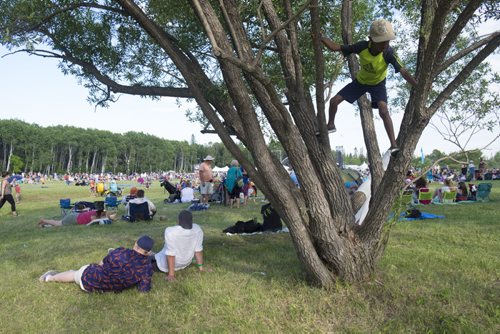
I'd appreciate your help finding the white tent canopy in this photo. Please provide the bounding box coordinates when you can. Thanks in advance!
[212,166,229,172]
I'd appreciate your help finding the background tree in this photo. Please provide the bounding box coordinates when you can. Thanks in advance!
[1,0,498,287]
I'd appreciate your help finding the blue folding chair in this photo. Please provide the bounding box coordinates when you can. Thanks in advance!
[104,196,119,213]
[60,198,72,216]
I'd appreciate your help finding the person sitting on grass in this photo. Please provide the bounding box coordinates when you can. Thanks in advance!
[121,186,138,205]
[39,235,154,293]
[125,189,157,218]
[152,210,210,282]
[180,181,195,203]
[456,181,468,202]
[37,209,116,227]
[433,178,453,203]
[412,176,428,204]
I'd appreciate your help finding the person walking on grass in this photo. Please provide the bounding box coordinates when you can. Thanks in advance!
[0,171,18,216]
[152,210,210,282]
[39,235,154,293]
[319,19,417,157]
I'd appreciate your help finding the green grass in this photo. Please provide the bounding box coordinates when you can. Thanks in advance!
[0,181,498,333]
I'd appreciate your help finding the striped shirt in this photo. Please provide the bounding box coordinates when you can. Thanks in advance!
[81,247,153,293]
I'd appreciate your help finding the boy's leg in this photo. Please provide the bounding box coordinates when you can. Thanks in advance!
[327,94,344,131]
[377,101,398,149]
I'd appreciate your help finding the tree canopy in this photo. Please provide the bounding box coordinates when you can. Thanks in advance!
[0,119,233,174]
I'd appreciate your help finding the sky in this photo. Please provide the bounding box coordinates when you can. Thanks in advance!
[1,23,499,158]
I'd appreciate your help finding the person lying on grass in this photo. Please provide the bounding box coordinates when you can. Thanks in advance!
[151,210,211,282]
[39,235,154,293]
[37,209,117,227]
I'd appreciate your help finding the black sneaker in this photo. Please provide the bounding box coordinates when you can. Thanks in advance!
[389,147,400,157]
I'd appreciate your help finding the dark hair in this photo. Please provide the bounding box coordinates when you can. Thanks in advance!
[137,189,145,198]
[458,181,467,194]
[415,177,427,189]
[1,171,10,178]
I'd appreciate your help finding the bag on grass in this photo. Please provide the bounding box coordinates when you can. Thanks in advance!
[223,218,261,234]
[405,209,422,219]
[261,203,282,231]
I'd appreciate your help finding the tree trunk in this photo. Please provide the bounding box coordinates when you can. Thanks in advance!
[90,150,97,174]
[6,141,13,171]
[66,146,73,173]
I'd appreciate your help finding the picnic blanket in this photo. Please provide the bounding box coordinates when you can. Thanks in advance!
[400,211,445,221]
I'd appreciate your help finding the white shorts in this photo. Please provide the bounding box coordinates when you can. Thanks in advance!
[74,264,90,291]
[200,182,214,195]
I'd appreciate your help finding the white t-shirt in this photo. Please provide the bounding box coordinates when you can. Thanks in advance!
[154,224,204,272]
[180,187,195,203]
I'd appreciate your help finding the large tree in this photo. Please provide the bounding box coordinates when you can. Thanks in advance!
[1,0,498,287]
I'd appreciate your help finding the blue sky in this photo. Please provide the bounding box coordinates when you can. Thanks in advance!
[1,36,499,157]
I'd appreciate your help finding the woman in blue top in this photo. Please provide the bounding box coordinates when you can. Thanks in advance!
[225,160,243,208]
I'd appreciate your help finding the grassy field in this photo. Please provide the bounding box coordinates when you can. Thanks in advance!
[0,180,498,333]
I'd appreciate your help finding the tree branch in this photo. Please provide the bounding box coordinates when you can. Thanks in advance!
[434,31,500,77]
[8,2,128,35]
[9,48,193,98]
[434,0,483,67]
[427,33,500,116]
[253,0,312,66]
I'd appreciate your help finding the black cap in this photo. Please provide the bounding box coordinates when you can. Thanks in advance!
[137,235,154,252]
[178,210,193,229]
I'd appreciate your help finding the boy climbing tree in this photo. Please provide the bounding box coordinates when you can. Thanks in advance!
[320,19,417,156]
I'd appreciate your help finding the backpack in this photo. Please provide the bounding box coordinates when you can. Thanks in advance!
[261,203,282,231]
[405,209,422,219]
[223,218,261,234]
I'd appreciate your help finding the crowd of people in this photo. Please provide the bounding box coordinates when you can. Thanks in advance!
[404,156,496,204]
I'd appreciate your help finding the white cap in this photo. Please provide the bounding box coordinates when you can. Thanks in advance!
[204,155,214,161]
[369,19,396,43]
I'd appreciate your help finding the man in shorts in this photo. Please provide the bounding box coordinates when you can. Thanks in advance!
[320,19,417,156]
[198,155,214,205]
[39,235,154,293]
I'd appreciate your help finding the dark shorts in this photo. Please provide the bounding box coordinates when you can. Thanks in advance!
[230,186,242,199]
[337,79,387,109]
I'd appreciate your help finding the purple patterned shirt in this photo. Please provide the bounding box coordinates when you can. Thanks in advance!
[81,247,153,293]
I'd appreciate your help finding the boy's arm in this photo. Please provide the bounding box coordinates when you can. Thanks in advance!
[320,36,342,52]
[400,68,418,87]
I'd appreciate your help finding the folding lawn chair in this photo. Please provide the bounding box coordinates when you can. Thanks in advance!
[60,198,72,216]
[104,196,119,213]
[418,188,432,205]
[476,183,492,202]
[442,187,457,204]
[127,202,152,222]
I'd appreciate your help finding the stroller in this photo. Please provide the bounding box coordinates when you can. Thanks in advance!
[210,180,226,205]
[160,179,181,203]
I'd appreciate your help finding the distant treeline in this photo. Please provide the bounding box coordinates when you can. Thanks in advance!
[0,119,235,174]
